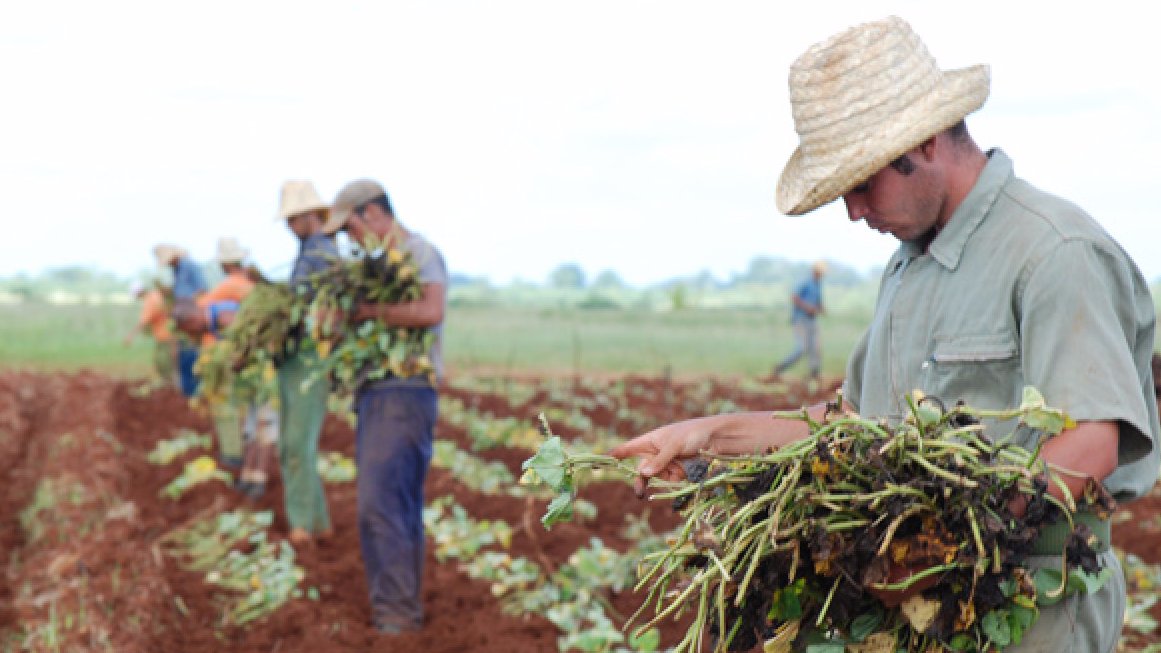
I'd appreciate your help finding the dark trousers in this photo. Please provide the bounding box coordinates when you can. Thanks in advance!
[355,383,437,629]
[178,344,200,398]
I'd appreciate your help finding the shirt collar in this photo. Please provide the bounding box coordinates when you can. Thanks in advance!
[919,148,1014,271]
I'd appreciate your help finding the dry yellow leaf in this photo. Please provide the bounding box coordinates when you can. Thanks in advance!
[900,594,941,632]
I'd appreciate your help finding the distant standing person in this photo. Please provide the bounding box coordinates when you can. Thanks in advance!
[155,244,208,397]
[276,180,337,546]
[322,179,447,635]
[773,260,826,379]
[123,279,177,388]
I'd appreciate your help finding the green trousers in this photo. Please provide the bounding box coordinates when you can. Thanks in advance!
[211,397,244,464]
[152,339,176,387]
[277,352,331,533]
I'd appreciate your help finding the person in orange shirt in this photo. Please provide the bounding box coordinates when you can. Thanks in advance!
[183,237,278,500]
[198,237,255,308]
[124,280,177,387]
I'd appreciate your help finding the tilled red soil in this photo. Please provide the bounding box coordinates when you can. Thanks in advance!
[3,371,1159,652]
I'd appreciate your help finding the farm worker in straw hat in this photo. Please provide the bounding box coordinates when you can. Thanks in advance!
[155,243,207,397]
[772,259,827,381]
[611,16,1158,651]
[194,237,278,500]
[123,278,178,388]
[275,180,338,546]
[322,179,447,635]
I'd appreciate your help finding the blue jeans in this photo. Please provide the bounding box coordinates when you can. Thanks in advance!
[776,319,820,378]
[178,344,201,397]
[355,383,437,629]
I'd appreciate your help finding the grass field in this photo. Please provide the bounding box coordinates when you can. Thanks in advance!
[0,301,871,379]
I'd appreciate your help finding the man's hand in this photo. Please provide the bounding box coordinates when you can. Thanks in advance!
[609,420,715,495]
[351,302,377,323]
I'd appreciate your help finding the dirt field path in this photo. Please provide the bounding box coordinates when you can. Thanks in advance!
[3,371,1160,652]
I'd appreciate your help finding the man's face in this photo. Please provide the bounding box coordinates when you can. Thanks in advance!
[343,210,372,248]
[343,203,392,249]
[841,155,943,243]
[287,211,322,240]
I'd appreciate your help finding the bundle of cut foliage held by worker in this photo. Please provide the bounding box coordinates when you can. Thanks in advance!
[522,387,1115,653]
[306,238,435,399]
[195,279,295,405]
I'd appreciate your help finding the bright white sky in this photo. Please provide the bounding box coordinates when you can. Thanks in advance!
[3,1,1157,285]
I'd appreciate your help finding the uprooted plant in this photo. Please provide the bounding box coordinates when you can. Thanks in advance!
[524,387,1115,652]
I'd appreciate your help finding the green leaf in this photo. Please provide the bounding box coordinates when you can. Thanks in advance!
[1007,603,1036,646]
[848,611,883,642]
[804,643,845,653]
[767,579,805,621]
[981,609,1011,647]
[1018,386,1074,434]
[629,627,661,653]
[542,485,575,529]
[948,633,977,652]
[998,578,1017,598]
[1033,568,1064,606]
[522,437,569,491]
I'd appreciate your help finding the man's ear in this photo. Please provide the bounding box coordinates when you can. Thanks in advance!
[917,135,939,162]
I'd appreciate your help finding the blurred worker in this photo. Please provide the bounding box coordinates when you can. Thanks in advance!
[124,279,177,388]
[155,244,207,397]
[612,16,1157,652]
[276,180,337,546]
[772,260,827,380]
[193,238,278,500]
[322,179,447,635]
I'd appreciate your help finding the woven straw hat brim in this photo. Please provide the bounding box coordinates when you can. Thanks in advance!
[278,201,330,222]
[277,180,331,222]
[777,63,989,216]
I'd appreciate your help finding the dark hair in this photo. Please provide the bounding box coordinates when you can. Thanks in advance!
[360,193,394,217]
[888,154,916,175]
[947,119,970,142]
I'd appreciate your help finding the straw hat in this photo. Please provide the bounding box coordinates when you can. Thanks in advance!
[278,180,330,221]
[322,179,387,235]
[153,244,187,266]
[215,237,249,264]
[775,16,990,215]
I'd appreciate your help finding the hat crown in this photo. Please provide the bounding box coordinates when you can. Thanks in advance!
[278,180,329,220]
[789,16,939,159]
[216,236,248,263]
[775,16,990,215]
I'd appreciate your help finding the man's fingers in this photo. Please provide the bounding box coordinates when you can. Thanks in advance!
[609,436,660,460]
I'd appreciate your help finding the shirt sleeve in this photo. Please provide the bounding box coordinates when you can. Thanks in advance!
[412,238,448,287]
[1018,238,1156,481]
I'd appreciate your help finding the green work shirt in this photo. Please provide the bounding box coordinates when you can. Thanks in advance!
[843,149,1159,502]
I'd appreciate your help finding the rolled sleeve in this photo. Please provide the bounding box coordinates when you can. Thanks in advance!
[1018,239,1156,494]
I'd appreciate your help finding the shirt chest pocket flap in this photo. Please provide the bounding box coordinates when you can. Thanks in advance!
[928,332,1020,402]
[932,332,1018,363]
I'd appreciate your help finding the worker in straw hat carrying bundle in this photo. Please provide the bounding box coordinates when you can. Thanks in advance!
[275,180,338,545]
[193,237,279,500]
[611,16,1158,651]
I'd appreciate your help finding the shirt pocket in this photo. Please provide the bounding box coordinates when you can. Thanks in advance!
[923,332,1021,408]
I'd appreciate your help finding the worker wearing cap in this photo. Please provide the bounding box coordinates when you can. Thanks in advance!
[611,16,1157,651]
[124,279,177,388]
[321,179,447,635]
[773,259,827,380]
[155,244,208,397]
[275,180,337,545]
